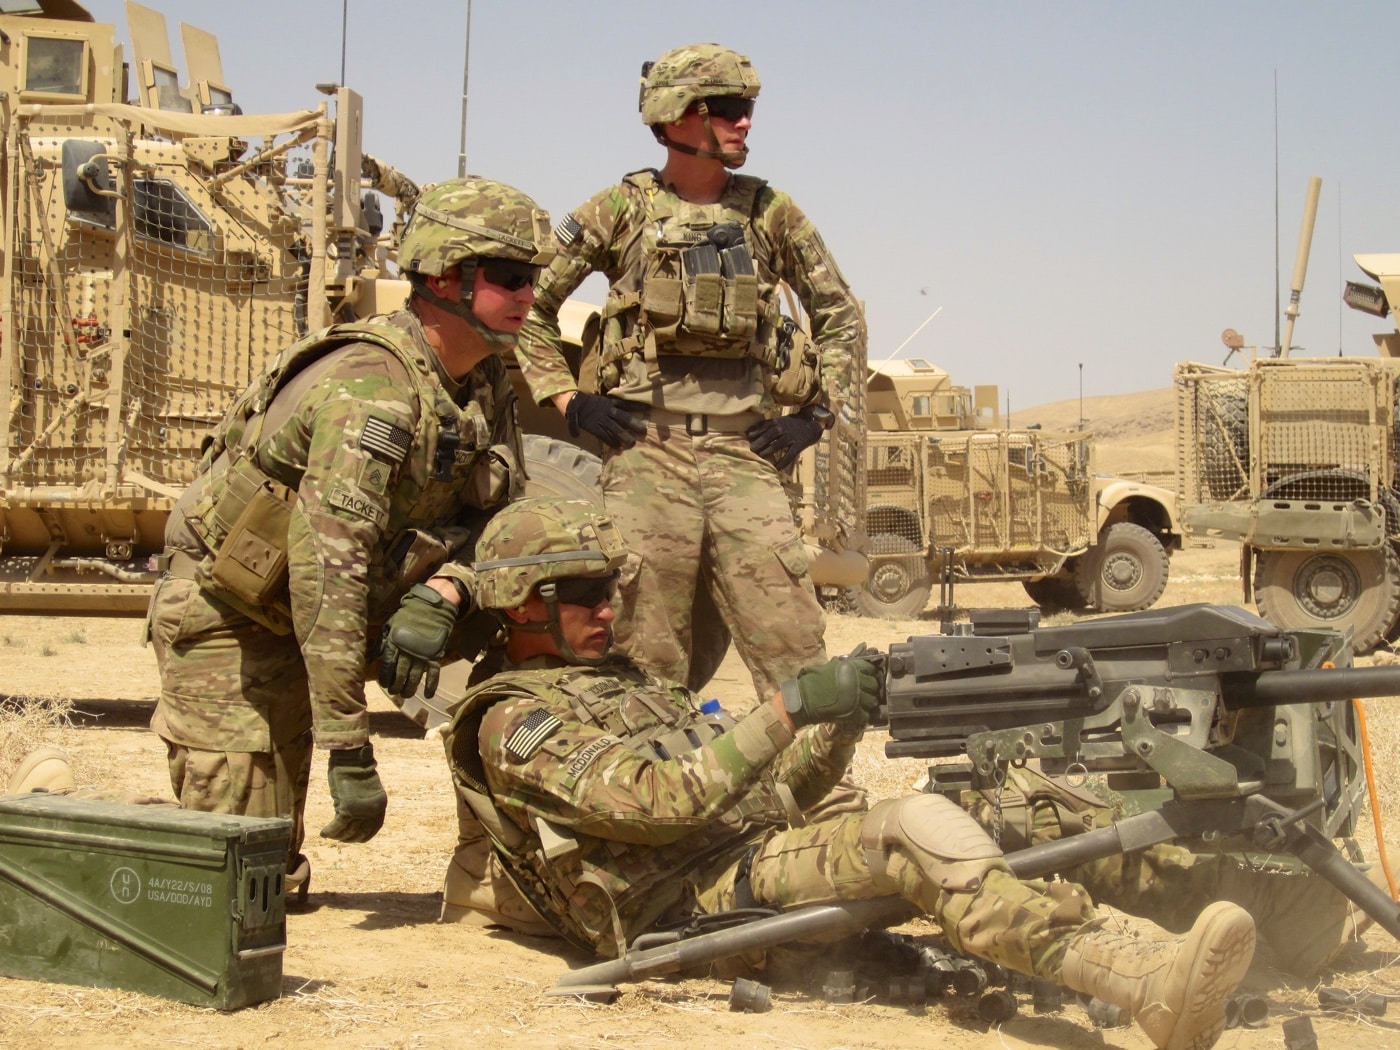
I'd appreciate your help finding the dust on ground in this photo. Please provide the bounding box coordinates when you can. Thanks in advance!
[2,543,1399,1050]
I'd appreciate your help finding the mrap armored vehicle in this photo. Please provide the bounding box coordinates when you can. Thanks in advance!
[857,357,1180,619]
[1177,179,1400,652]
[0,1,869,650]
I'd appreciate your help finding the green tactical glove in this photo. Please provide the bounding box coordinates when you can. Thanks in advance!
[378,583,458,699]
[780,647,882,729]
[320,743,388,843]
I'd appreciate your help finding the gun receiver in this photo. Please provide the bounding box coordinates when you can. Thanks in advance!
[878,602,1400,808]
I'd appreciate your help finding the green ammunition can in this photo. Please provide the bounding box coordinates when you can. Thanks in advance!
[0,792,291,1010]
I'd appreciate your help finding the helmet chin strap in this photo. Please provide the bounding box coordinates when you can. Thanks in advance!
[411,266,519,350]
[513,583,613,666]
[654,102,748,169]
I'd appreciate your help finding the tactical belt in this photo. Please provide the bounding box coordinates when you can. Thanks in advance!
[156,547,203,581]
[629,405,764,436]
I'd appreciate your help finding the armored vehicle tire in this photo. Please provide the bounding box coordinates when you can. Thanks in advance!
[521,434,733,695]
[1022,573,1087,614]
[1074,522,1169,613]
[853,534,931,619]
[1254,546,1400,655]
[1203,389,1250,500]
[396,435,732,728]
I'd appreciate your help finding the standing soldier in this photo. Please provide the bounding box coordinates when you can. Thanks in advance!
[444,497,1257,1050]
[146,177,553,899]
[514,43,867,701]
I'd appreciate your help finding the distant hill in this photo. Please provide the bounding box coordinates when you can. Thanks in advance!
[1009,387,1176,479]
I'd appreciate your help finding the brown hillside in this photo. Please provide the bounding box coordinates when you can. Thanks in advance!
[1009,386,1176,479]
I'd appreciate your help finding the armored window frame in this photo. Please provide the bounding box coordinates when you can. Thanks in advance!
[67,176,215,257]
[19,32,89,102]
[196,81,234,109]
[140,58,193,113]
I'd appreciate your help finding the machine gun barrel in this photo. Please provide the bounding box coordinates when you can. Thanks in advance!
[1224,665,1400,709]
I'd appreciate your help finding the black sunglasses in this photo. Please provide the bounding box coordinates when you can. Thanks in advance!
[701,97,754,123]
[476,258,540,292]
[550,574,619,608]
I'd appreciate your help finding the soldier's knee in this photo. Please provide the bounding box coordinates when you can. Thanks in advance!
[861,794,1007,893]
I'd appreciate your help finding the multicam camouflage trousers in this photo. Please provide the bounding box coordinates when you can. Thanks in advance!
[963,764,1377,975]
[147,576,314,868]
[693,793,1098,979]
[602,423,827,702]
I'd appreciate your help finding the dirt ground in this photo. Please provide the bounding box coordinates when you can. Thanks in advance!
[2,542,1400,1050]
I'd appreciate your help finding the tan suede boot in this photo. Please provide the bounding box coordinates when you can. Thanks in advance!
[6,747,76,794]
[1060,901,1256,1050]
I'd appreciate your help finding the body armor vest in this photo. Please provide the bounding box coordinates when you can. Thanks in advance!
[179,317,520,632]
[446,658,791,950]
[595,170,789,391]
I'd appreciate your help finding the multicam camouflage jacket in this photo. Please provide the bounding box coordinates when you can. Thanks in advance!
[163,309,522,748]
[514,169,866,417]
[445,653,862,953]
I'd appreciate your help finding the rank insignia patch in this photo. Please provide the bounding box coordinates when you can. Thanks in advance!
[359,458,391,495]
[505,708,564,761]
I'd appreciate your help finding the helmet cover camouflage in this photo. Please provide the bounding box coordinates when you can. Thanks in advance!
[470,497,628,611]
[399,176,555,277]
[639,43,761,126]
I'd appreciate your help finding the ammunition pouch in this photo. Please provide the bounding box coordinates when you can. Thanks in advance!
[768,319,820,407]
[203,457,295,612]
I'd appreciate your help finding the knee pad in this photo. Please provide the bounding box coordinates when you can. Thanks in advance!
[861,794,1005,893]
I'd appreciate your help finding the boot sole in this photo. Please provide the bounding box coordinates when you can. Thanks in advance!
[1167,902,1257,1050]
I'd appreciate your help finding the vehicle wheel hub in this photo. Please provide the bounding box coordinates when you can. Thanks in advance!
[870,562,912,603]
[1101,551,1142,591]
[1296,558,1358,618]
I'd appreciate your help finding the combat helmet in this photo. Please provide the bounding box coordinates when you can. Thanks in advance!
[470,497,628,665]
[639,43,760,168]
[398,176,554,348]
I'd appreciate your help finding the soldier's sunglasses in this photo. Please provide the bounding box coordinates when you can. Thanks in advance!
[477,259,540,292]
[700,97,754,123]
[550,573,619,608]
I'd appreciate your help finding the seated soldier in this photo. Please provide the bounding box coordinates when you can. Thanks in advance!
[442,496,1257,1050]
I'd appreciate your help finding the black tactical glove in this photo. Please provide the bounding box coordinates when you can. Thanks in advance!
[378,583,458,699]
[746,406,826,472]
[566,392,647,449]
[780,647,882,729]
[320,743,388,843]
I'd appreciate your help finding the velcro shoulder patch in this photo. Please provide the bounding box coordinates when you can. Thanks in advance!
[553,213,582,248]
[505,708,564,761]
[326,485,389,528]
[359,416,413,465]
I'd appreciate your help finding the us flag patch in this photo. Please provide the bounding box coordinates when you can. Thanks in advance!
[505,708,563,760]
[359,417,412,464]
[553,214,582,247]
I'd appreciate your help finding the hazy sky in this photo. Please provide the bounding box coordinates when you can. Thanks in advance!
[84,0,1400,410]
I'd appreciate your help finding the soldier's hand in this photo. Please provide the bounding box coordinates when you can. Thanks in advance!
[320,743,388,843]
[567,392,647,449]
[780,648,882,728]
[378,583,457,699]
[746,411,824,471]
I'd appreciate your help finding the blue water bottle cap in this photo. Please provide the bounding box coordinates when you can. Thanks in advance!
[700,699,723,715]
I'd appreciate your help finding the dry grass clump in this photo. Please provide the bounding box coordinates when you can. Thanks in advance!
[0,692,87,790]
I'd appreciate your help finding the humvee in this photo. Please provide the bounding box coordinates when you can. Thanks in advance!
[856,358,1180,619]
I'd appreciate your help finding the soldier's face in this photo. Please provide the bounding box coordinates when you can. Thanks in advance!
[516,579,616,661]
[470,263,535,334]
[673,100,751,155]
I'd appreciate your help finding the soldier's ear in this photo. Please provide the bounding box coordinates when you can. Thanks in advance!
[504,605,531,625]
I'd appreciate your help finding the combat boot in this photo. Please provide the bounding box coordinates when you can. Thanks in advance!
[6,747,76,794]
[1217,861,1388,977]
[1060,901,1256,1050]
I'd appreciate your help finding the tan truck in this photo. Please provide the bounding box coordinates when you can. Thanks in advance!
[0,0,870,681]
[855,358,1180,618]
[1177,256,1400,653]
